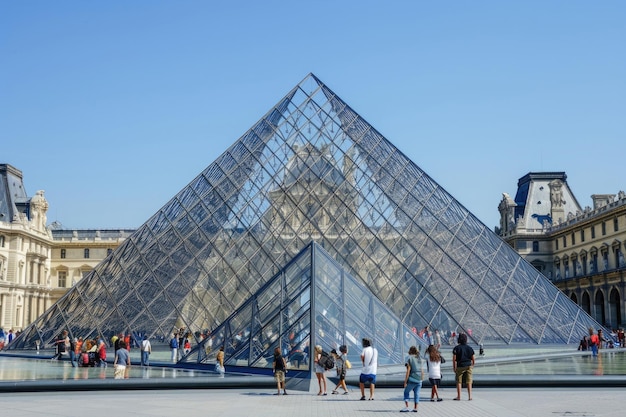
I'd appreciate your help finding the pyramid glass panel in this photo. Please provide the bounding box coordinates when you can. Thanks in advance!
[9,73,607,357]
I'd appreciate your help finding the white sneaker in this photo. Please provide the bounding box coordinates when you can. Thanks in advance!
[400,408,410,412]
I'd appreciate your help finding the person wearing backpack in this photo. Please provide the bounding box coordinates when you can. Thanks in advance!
[401,345,424,412]
[331,346,349,395]
[313,345,328,396]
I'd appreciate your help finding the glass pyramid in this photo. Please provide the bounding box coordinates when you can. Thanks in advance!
[179,242,422,375]
[11,73,603,358]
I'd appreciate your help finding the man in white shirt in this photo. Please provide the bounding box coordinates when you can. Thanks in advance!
[140,335,152,366]
[359,337,378,401]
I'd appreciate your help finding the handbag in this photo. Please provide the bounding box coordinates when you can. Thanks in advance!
[345,359,352,369]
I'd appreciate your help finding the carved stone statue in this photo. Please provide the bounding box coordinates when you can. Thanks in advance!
[29,190,49,232]
[549,180,565,209]
[498,193,516,233]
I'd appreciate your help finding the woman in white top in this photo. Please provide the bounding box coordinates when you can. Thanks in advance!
[426,344,444,402]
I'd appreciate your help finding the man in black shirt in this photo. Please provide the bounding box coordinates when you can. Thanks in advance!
[452,333,475,401]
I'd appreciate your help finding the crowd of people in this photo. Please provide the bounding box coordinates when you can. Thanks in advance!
[0,328,17,349]
[50,330,108,368]
[48,330,154,374]
[578,327,625,353]
[290,332,475,413]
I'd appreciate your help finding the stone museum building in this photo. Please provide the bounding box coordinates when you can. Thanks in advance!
[498,172,626,329]
[0,163,132,333]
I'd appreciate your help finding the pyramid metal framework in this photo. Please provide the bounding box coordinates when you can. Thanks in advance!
[179,242,422,376]
[11,73,603,360]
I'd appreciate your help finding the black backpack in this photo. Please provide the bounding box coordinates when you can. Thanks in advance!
[320,350,335,370]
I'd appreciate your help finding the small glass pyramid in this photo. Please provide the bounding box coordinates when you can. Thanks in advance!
[10,73,603,358]
[179,242,422,372]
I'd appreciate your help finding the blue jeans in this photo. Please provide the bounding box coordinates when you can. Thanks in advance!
[69,351,77,367]
[404,380,422,404]
[142,351,150,366]
[591,344,598,357]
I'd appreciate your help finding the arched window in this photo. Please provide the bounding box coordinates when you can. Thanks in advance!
[609,288,621,328]
[582,291,591,315]
[570,292,578,304]
[594,290,606,326]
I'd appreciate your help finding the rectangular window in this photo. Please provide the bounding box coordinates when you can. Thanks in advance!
[602,222,606,236]
[591,253,598,273]
[532,241,539,252]
[555,239,559,250]
[581,230,585,242]
[591,225,596,239]
[563,236,567,248]
[60,249,66,259]
[84,248,90,259]
[58,271,67,288]
[571,233,576,246]
[614,217,619,232]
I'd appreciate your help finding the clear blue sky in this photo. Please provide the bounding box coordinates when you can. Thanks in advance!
[2,1,624,230]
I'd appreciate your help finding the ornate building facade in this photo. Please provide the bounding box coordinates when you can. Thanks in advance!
[498,172,626,329]
[0,163,132,333]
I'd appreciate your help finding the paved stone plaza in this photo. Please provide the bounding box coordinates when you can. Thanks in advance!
[1,352,625,416]
[2,387,625,417]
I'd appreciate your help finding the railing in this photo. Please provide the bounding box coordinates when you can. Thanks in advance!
[549,195,626,233]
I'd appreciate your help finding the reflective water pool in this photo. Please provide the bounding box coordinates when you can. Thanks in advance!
[1,347,625,384]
